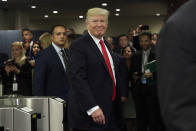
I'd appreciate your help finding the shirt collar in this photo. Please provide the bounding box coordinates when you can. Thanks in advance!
[88,30,104,45]
[143,48,151,55]
[52,42,64,54]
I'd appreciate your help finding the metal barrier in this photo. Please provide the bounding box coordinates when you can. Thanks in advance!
[0,96,66,131]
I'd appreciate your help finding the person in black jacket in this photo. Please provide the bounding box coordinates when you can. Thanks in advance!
[3,41,32,96]
[130,32,163,131]
[68,7,127,131]
[157,0,196,131]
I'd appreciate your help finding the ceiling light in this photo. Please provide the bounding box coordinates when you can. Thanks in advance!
[102,3,107,6]
[44,15,49,18]
[156,13,160,16]
[2,0,7,1]
[79,16,84,19]
[31,6,36,9]
[116,9,120,12]
[115,13,120,16]
[53,11,58,14]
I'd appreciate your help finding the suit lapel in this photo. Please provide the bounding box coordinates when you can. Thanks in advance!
[49,45,66,75]
[85,33,109,72]
[148,49,155,62]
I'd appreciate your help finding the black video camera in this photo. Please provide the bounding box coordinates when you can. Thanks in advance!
[140,25,149,30]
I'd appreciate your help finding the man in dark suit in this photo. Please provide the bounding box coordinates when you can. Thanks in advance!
[22,29,34,57]
[33,25,70,130]
[130,32,163,131]
[68,7,127,131]
[33,24,70,100]
[157,0,196,131]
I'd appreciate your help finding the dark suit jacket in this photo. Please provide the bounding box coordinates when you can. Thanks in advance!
[130,49,156,95]
[2,59,32,96]
[157,0,196,131]
[68,33,127,129]
[33,44,70,101]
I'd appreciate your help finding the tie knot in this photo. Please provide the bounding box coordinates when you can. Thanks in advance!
[99,40,104,45]
[61,49,64,52]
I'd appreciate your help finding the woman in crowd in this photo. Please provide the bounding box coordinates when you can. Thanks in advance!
[151,33,158,46]
[3,41,33,96]
[39,32,51,49]
[29,41,43,67]
[122,45,136,131]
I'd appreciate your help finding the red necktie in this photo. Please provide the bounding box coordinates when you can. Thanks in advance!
[99,40,116,101]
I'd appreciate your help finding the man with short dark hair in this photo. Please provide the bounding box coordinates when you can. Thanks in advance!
[130,32,163,131]
[115,34,129,55]
[33,25,70,130]
[33,24,70,100]
[22,29,33,57]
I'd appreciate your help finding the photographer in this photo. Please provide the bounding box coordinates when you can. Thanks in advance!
[3,41,32,96]
[132,24,150,51]
[130,32,163,131]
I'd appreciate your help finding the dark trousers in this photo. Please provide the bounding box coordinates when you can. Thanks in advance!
[63,106,69,131]
[73,102,122,131]
[133,85,164,131]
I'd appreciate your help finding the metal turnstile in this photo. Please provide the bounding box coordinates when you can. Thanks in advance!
[0,96,66,131]
[0,106,38,131]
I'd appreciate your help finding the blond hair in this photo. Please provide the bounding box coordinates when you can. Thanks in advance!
[11,41,26,66]
[85,7,109,22]
[39,32,52,49]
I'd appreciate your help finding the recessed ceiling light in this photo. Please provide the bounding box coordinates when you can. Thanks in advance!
[53,11,58,14]
[116,9,120,12]
[115,13,120,16]
[31,6,36,9]
[102,3,107,6]
[79,16,84,19]
[2,0,7,1]
[156,13,161,16]
[44,15,49,18]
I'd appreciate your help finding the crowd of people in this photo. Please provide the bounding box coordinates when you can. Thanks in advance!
[0,7,161,131]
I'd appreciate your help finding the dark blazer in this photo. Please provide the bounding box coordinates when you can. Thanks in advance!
[130,49,156,88]
[68,33,126,129]
[157,0,196,130]
[2,59,32,96]
[33,44,70,101]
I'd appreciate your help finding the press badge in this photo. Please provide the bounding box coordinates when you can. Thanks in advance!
[145,69,150,73]
[141,77,147,84]
[13,83,18,91]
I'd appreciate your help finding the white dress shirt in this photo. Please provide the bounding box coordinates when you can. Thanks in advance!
[142,48,151,73]
[52,42,66,71]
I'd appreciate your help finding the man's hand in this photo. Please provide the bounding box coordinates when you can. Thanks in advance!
[12,65,20,74]
[133,72,140,80]
[5,65,12,74]
[121,96,128,102]
[29,60,35,67]
[91,108,105,125]
[143,72,152,78]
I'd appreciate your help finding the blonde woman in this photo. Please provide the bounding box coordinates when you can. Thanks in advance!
[39,32,52,49]
[3,41,32,95]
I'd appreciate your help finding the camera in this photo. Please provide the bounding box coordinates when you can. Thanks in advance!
[4,59,15,66]
[140,25,149,30]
